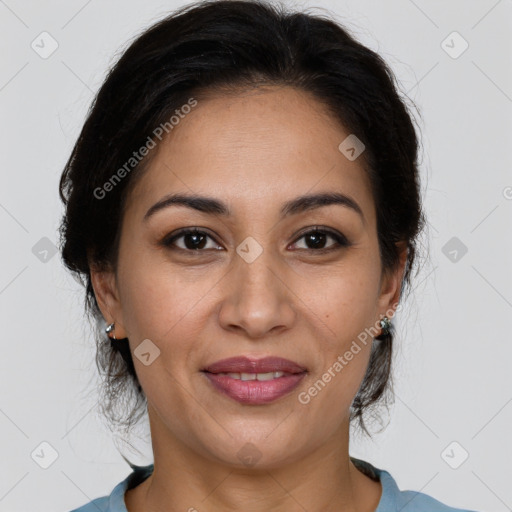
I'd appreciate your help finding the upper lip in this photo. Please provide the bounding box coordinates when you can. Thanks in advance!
[203,356,307,374]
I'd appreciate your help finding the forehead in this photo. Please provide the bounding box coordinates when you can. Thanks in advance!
[127,86,375,225]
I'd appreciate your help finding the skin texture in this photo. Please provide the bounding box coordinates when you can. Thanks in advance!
[91,85,407,512]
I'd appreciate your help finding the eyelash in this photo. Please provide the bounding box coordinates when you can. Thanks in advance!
[161,226,350,254]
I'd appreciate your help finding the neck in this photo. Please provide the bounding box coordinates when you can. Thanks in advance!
[125,405,381,512]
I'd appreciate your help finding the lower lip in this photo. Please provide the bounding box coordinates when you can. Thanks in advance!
[203,372,306,404]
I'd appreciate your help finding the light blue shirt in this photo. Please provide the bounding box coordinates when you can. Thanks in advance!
[69,457,478,512]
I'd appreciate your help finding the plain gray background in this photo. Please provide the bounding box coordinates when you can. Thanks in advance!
[1,0,511,511]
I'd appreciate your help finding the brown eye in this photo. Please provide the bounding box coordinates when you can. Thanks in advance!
[162,229,223,251]
[291,227,350,252]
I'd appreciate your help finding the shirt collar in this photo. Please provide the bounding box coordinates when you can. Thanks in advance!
[108,463,154,512]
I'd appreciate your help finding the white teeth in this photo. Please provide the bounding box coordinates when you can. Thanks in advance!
[256,372,280,381]
[217,371,286,381]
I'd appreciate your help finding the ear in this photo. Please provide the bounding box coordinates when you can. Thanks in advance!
[376,241,408,321]
[89,265,128,339]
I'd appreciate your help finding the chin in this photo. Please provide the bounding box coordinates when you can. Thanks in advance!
[195,430,307,471]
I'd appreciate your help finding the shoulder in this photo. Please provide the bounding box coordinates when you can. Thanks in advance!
[378,468,478,512]
[67,464,154,512]
[69,496,110,512]
[351,457,480,512]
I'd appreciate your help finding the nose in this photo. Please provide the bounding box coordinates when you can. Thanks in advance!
[217,246,297,339]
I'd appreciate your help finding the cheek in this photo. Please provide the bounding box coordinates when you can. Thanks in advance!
[117,260,220,399]
[296,339,372,444]
[295,259,379,400]
[294,262,379,341]
[117,262,213,404]
[118,253,217,341]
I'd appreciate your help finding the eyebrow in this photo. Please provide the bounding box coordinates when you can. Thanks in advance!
[143,191,365,223]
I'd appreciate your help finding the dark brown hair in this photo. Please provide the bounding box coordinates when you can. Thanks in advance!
[59,0,426,437]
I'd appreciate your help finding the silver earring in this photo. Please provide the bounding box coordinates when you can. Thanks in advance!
[379,316,391,336]
[105,322,116,340]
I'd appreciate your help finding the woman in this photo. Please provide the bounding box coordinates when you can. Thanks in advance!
[60,1,478,511]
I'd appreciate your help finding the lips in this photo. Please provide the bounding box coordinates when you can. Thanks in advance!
[202,356,307,375]
[201,356,308,404]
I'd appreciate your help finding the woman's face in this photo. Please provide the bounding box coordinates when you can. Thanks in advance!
[92,86,404,468]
